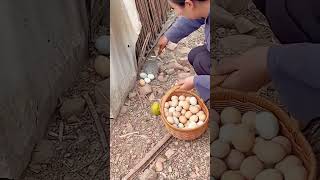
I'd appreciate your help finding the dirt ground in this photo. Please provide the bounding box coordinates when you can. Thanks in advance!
[110,26,210,180]
[20,25,109,180]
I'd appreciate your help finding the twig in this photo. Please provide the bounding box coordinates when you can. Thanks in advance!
[59,121,64,142]
[122,133,172,180]
[119,132,139,138]
[48,131,77,140]
[83,93,108,153]
[71,153,105,173]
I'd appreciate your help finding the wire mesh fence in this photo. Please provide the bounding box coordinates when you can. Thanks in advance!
[135,0,170,64]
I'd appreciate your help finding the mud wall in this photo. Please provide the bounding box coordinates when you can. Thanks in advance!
[0,0,89,178]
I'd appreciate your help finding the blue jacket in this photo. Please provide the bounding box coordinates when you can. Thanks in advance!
[164,15,211,102]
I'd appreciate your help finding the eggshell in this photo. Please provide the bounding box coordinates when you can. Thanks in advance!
[179,116,187,124]
[272,136,292,154]
[147,74,155,80]
[181,109,186,115]
[221,171,245,180]
[171,96,178,101]
[168,107,175,113]
[253,140,286,165]
[275,155,302,174]
[221,107,241,124]
[189,106,200,114]
[226,149,245,170]
[232,125,255,152]
[167,117,174,124]
[185,111,192,119]
[175,106,182,112]
[210,121,219,143]
[189,97,197,105]
[282,165,307,180]
[182,101,190,110]
[256,111,279,140]
[164,102,170,108]
[211,140,230,158]
[219,124,237,143]
[241,111,256,132]
[139,72,147,79]
[179,95,186,101]
[199,114,206,121]
[211,157,227,179]
[189,115,199,123]
[240,156,264,179]
[144,78,151,83]
[255,169,283,180]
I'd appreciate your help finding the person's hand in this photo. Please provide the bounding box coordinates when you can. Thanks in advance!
[157,36,169,55]
[214,46,272,92]
[176,76,195,91]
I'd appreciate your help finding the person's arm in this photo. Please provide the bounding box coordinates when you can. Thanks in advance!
[267,43,320,123]
[164,16,205,43]
[194,75,210,102]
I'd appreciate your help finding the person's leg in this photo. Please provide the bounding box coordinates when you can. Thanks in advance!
[188,45,207,65]
[192,49,211,75]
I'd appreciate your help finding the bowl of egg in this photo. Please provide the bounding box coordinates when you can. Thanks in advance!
[160,85,209,140]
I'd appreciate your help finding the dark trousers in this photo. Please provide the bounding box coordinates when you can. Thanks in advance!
[188,45,211,75]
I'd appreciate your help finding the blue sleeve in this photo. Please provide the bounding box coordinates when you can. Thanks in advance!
[164,16,205,43]
[267,43,320,124]
[194,75,210,102]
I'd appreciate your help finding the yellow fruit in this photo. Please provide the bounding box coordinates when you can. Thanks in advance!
[151,102,161,116]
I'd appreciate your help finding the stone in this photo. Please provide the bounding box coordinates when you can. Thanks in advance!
[139,169,158,180]
[155,161,163,172]
[157,75,167,82]
[120,106,128,114]
[139,84,152,96]
[95,35,109,55]
[235,17,256,34]
[212,4,235,27]
[129,92,137,99]
[165,149,175,159]
[166,62,184,71]
[148,93,155,101]
[94,55,109,78]
[60,97,85,119]
[166,68,175,75]
[143,61,159,76]
[178,73,191,79]
[31,140,54,163]
[219,35,257,52]
[168,166,173,173]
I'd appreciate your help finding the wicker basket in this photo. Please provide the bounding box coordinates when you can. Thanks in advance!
[160,85,209,140]
[213,89,317,180]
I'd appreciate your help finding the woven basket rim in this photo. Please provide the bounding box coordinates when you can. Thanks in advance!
[160,86,209,132]
[213,89,317,180]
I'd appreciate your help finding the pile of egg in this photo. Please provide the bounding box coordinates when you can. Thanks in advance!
[164,95,207,129]
[139,72,155,86]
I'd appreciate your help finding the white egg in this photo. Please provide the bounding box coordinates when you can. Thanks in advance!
[173,111,181,118]
[164,102,170,108]
[189,106,200,114]
[181,109,186,115]
[256,112,279,140]
[188,121,197,129]
[171,96,179,101]
[178,101,185,107]
[147,74,155,80]
[190,115,199,122]
[176,106,182,112]
[139,72,148,79]
[167,117,174,124]
[178,123,184,128]
[189,97,197,105]
[197,121,204,126]
[144,78,151,83]
[169,107,175,113]
[199,114,206,121]
[185,111,193,119]
[170,100,178,107]
[173,117,179,125]
[196,111,205,116]
[179,95,186,101]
